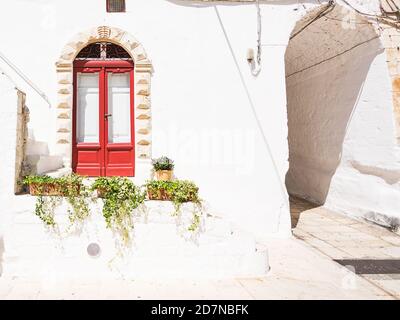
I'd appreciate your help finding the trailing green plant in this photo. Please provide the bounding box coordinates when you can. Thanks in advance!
[170,180,201,209]
[146,180,203,233]
[62,175,91,228]
[24,173,205,250]
[23,175,61,185]
[23,174,90,230]
[33,195,60,227]
[91,177,146,248]
[151,156,174,171]
[188,212,201,232]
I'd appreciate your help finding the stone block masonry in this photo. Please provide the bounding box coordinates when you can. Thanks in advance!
[0,73,29,196]
[55,26,154,170]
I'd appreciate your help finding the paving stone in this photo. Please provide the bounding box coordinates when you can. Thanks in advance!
[3,282,40,299]
[318,225,363,233]
[333,246,393,259]
[364,274,400,280]
[0,279,13,297]
[292,228,312,239]
[237,278,281,299]
[382,246,400,258]
[370,279,400,297]
[349,224,393,237]
[291,197,400,299]
[325,239,389,249]
[311,245,355,260]
[381,236,400,246]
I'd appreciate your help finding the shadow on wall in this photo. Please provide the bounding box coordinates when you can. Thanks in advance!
[284,4,383,205]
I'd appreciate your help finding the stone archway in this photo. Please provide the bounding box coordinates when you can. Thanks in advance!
[284,4,400,228]
[55,26,153,171]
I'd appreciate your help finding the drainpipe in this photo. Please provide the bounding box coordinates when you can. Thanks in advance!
[0,51,51,107]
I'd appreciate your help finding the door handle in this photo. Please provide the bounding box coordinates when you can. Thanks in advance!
[105,114,112,118]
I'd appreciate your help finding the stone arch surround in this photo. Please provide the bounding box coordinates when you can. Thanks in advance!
[55,26,153,171]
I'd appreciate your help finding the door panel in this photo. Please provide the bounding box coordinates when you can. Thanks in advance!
[107,72,131,143]
[73,62,135,177]
[75,146,102,176]
[73,68,103,176]
[76,73,100,143]
[104,69,135,176]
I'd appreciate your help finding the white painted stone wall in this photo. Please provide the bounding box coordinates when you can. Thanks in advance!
[0,197,268,280]
[0,0,300,238]
[0,0,398,243]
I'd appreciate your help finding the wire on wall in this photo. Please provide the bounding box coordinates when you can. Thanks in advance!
[290,0,336,40]
[290,0,400,42]
[249,0,262,76]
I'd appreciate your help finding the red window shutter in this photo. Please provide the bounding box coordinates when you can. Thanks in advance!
[107,0,126,13]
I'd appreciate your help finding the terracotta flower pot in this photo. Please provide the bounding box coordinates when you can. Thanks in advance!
[155,170,173,181]
[147,188,172,201]
[96,188,106,199]
[29,183,80,196]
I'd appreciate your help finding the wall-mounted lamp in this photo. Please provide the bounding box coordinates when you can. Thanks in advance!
[247,48,255,64]
[247,47,261,76]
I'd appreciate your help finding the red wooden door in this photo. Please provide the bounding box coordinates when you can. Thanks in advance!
[72,60,135,177]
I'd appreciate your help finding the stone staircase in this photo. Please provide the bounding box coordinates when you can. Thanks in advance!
[1,197,269,281]
[25,131,63,175]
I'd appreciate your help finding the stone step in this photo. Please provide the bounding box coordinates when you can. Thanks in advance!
[25,154,63,175]
[1,197,269,280]
[25,139,49,156]
[2,247,268,280]
[4,218,256,260]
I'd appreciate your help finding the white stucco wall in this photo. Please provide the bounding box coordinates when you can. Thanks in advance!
[325,52,400,228]
[0,0,398,240]
[0,0,308,238]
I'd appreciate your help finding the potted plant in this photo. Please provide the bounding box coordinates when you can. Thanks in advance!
[146,179,203,233]
[152,156,175,181]
[146,180,199,203]
[146,180,174,201]
[22,174,89,228]
[23,174,82,196]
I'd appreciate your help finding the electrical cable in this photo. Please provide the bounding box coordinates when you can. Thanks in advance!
[291,0,400,41]
[290,1,336,40]
[286,35,380,78]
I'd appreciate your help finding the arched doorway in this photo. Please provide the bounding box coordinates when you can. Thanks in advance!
[73,42,135,176]
[55,26,153,177]
[284,4,393,227]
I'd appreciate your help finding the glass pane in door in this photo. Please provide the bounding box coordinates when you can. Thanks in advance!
[107,72,131,143]
[76,73,100,143]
